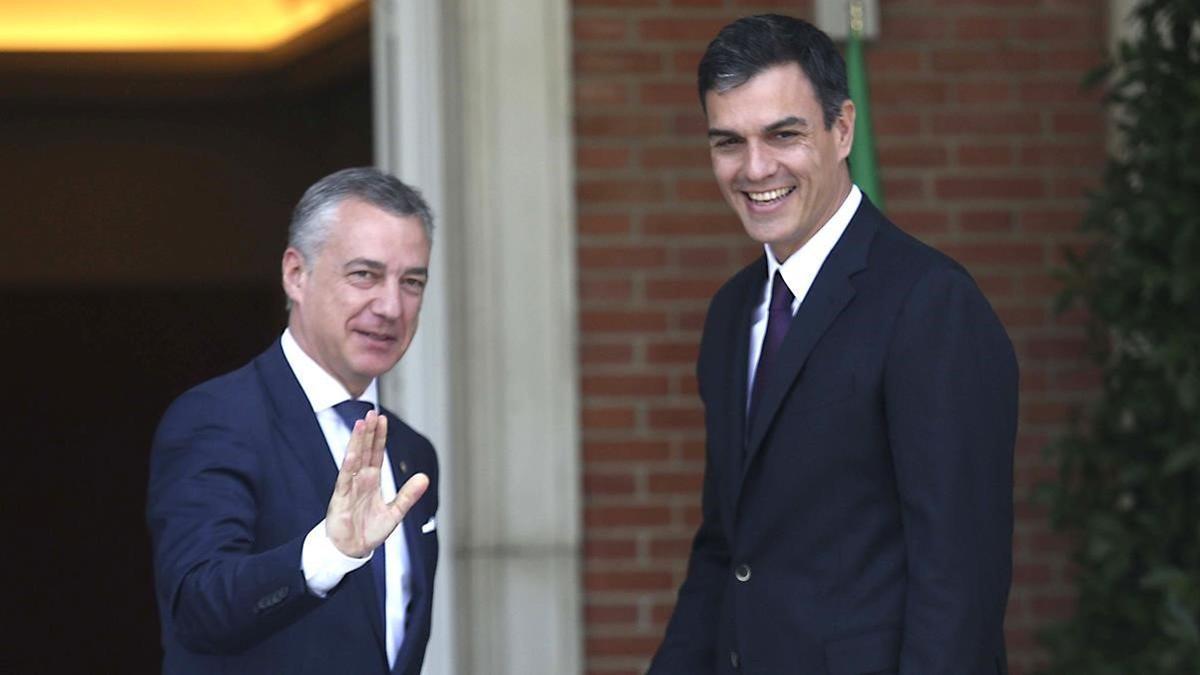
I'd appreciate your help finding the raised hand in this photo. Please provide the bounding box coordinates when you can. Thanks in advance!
[325,410,429,558]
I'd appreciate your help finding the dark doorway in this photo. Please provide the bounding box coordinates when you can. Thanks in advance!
[1,9,372,672]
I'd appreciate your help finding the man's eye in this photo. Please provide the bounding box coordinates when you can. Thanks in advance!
[403,278,427,290]
[349,270,376,281]
[713,137,741,149]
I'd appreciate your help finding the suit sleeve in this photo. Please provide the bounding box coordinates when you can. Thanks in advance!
[146,389,323,654]
[884,265,1018,673]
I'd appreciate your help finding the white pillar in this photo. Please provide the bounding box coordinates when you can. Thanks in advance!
[374,0,581,672]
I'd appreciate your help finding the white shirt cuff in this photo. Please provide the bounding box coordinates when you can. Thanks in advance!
[301,519,372,597]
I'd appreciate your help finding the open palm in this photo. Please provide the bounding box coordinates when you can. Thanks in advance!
[325,411,429,558]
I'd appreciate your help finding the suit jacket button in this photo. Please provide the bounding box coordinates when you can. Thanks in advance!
[734,564,751,582]
[730,650,740,669]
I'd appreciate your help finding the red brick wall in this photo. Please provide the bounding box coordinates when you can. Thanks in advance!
[575,1,1106,673]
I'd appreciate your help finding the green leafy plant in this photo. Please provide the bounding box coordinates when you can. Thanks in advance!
[1040,1,1200,673]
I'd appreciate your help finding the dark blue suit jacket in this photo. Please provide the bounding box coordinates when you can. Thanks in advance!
[147,340,439,674]
[649,197,1017,675]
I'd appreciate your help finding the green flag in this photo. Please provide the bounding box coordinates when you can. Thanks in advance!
[846,1,883,210]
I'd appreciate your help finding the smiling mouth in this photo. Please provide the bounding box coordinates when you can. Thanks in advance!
[355,329,396,344]
[744,186,795,205]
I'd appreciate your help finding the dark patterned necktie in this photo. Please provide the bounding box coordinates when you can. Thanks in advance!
[749,271,795,429]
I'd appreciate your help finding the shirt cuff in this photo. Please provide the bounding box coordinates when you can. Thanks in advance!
[301,519,372,597]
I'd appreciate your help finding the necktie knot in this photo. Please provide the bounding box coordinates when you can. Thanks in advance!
[333,399,375,431]
[769,271,794,313]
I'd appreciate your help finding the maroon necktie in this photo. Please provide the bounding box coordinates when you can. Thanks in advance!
[749,271,795,428]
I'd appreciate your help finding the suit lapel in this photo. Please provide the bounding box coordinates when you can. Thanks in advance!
[385,418,428,675]
[723,260,763,509]
[256,340,387,650]
[256,340,339,499]
[742,200,881,470]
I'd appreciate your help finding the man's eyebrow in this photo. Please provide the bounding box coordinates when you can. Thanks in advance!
[403,267,429,277]
[344,258,385,271]
[764,116,808,133]
[707,116,810,139]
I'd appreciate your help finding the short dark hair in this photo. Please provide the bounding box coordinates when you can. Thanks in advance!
[288,167,434,264]
[697,14,849,129]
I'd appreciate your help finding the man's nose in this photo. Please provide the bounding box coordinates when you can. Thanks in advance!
[744,141,777,183]
[372,280,402,319]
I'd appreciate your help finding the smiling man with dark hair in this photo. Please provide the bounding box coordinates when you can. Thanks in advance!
[649,15,1018,675]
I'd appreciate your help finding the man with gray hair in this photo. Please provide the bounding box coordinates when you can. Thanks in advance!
[148,167,440,674]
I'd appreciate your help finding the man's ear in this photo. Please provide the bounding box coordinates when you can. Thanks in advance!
[835,98,856,162]
[281,248,308,307]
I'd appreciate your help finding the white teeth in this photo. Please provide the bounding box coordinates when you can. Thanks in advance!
[746,187,793,203]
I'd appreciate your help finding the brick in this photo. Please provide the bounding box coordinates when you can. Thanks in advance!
[584,537,638,558]
[581,341,635,365]
[953,81,1015,106]
[586,505,672,527]
[885,15,951,40]
[638,18,729,42]
[865,48,924,75]
[579,278,635,303]
[583,374,671,397]
[579,179,667,204]
[584,440,672,463]
[649,535,694,559]
[643,211,732,236]
[648,406,704,429]
[576,81,630,106]
[581,310,668,332]
[957,143,1014,168]
[576,50,664,75]
[1051,111,1105,136]
[585,570,675,592]
[581,407,637,430]
[931,48,1040,74]
[579,146,633,170]
[648,470,703,493]
[586,603,639,624]
[575,18,629,43]
[641,144,709,169]
[579,213,633,235]
[933,112,1041,135]
[960,209,1014,233]
[586,635,663,657]
[674,179,724,203]
[1019,81,1100,105]
[1021,208,1084,233]
[956,16,1011,40]
[871,80,948,106]
[646,340,698,364]
[579,245,668,269]
[941,241,1044,266]
[577,114,668,138]
[646,278,720,301]
[877,144,948,169]
[1015,16,1097,41]
[639,82,698,107]
[935,177,1045,200]
[874,112,922,136]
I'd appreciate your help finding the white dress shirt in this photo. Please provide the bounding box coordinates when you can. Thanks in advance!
[747,185,862,406]
[282,329,411,667]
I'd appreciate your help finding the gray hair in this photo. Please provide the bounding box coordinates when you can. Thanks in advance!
[288,167,434,264]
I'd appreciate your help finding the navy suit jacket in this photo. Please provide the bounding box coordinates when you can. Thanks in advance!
[649,197,1017,675]
[147,340,439,674]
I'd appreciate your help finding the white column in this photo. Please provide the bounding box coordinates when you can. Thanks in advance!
[374,0,581,673]
[372,1,458,673]
[448,0,581,670]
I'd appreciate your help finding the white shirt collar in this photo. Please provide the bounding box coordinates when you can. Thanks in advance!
[766,185,862,302]
[280,328,379,414]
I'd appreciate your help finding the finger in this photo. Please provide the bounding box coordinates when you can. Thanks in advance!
[340,419,366,491]
[388,472,430,520]
[371,413,389,470]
